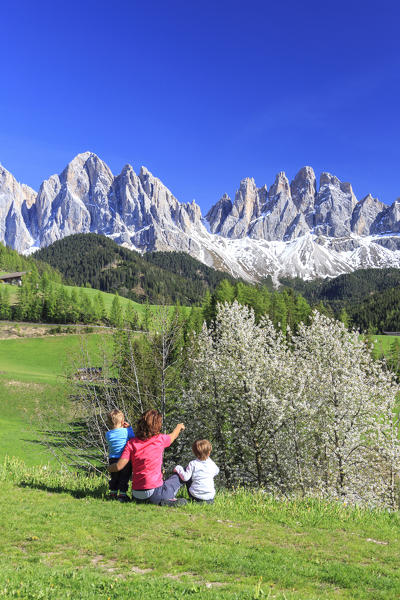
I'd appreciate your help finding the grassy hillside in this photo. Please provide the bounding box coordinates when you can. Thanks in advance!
[34,233,240,305]
[1,333,400,598]
[0,333,109,465]
[60,284,162,316]
[1,459,400,599]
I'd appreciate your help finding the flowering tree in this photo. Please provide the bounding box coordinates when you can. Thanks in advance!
[180,301,293,488]
[181,302,400,508]
[288,313,400,507]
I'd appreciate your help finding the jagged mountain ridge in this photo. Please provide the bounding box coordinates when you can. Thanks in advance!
[1,151,400,282]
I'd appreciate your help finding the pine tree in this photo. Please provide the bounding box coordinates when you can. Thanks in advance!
[141,300,152,331]
[93,292,107,323]
[124,302,139,330]
[214,279,235,304]
[109,293,123,328]
[339,308,350,329]
[0,286,11,320]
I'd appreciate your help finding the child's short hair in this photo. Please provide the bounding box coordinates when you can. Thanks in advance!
[107,409,124,428]
[192,439,212,460]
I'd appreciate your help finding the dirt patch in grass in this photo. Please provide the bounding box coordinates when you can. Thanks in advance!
[131,565,153,574]
[0,324,51,339]
[165,572,194,580]
[89,555,225,588]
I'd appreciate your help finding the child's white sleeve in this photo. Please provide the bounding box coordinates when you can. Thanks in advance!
[174,462,194,481]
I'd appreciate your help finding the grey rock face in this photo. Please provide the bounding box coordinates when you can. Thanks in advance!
[374,236,400,251]
[290,166,316,211]
[0,165,36,251]
[351,194,386,235]
[371,200,400,235]
[249,172,298,240]
[0,152,206,255]
[218,178,262,238]
[205,193,233,234]
[314,173,358,237]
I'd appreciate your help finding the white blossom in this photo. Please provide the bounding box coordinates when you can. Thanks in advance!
[181,304,400,508]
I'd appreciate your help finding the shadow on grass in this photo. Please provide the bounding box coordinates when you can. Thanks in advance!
[26,437,103,463]
[17,479,108,500]
[25,418,107,472]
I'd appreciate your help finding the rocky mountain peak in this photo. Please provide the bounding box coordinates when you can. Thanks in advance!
[269,171,290,196]
[290,166,316,212]
[216,177,260,238]
[314,172,358,237]
[205,194,233,234]
[351,193,385,236]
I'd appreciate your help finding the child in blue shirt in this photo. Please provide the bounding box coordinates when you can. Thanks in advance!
[106,409,135,502]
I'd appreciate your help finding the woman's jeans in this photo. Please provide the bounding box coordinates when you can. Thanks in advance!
[147,474,182,505]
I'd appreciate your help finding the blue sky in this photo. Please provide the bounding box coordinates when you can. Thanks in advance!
[0,0,399,212]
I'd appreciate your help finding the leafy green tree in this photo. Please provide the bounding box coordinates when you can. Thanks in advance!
[215,279,235,304]
[79,291,95,324]
[202,290,216,325]
[42,285,58,322]
[67,288,80,323]
[141,300,152,331]
[109,293,123,328]
[0,286,11,320]
[93,292,107,323]
[124,302,139,330]
[339,308,350,329]
[295,294,311,326]
[271,292,288,334]
[54,287,70,323]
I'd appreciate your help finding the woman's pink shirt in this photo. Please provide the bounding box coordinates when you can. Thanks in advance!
[120,433,171,489]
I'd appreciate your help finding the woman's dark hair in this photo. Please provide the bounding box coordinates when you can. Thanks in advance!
[135,409,162,440]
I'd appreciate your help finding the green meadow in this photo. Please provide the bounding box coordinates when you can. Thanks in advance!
[3,279,183,317]
[0,331,400,599]
[368,334,400,357]
[60,284,160,315]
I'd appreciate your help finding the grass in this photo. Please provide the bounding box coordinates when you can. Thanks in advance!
[1,332,400,598]
[367,334,399,358]
[60,284,160,316]
[0,457,400,599]
[4,279,190,320]
[0,333,111,466]
[0,333,108,383]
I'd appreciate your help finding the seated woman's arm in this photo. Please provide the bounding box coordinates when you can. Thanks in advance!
[108,457,130,473]
[168,423,185,444]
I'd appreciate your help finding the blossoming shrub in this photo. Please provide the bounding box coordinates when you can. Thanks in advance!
[182,302,400,508]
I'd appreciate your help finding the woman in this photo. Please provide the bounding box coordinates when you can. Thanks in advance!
[108,409,186,506]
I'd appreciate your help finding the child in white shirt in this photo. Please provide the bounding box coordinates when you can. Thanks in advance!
[174,439,219,504]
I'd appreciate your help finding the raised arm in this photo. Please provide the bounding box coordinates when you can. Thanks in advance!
[168,423,185,444]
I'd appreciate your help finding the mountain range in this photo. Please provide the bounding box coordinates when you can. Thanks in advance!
[1,151,400,281]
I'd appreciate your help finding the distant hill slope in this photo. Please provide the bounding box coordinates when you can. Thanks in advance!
[281,268,400,305]
[34,233,240,305]
[281,267,400,332]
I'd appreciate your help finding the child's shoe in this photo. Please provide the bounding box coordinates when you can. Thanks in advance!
[107,491,118,501]
[117,493,131,503]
